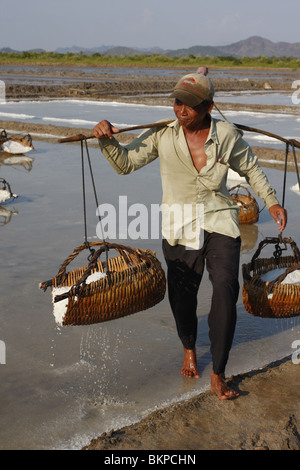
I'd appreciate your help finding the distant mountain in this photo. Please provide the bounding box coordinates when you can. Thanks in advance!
[165,45,225,58]
[54,36,300,57]
[219,36,300,58]
[54,45,165,56]
[1,36,300,57]
[165,36,300,58]
[55,45,115,54]
[0,47,18,53]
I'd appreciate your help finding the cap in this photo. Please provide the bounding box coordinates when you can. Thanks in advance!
[170,73,214,107]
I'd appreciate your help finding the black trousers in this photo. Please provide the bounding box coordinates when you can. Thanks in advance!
[162,232,241,375]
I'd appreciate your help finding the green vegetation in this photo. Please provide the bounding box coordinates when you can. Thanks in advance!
[0,50,300,69]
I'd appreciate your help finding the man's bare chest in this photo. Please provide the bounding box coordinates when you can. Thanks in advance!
[185,132,209,173]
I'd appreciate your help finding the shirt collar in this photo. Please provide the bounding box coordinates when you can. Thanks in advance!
[206,117,219,145]
[170,117,219,145]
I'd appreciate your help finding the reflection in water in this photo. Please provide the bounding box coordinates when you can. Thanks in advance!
[240,223,259,253]
[0,154,34,172]
[0,154,33,226]
[0,204,18,226]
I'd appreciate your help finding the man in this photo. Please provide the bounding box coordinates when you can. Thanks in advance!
[93,73,287,400]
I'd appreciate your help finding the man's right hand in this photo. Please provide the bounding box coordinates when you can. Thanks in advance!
[93,120,120,139]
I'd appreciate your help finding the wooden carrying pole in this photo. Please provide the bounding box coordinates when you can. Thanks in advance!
[57,121,174,143]
[58,120,300,150]
[232,123,300,150]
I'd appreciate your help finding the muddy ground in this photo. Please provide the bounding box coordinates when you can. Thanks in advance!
[1,64,298,110]
[83,357,300,451]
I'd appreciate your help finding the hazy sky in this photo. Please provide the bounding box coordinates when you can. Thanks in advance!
[1,0,300,51]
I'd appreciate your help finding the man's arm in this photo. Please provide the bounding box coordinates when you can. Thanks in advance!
[228,130,287,232]
[93,120,159,175]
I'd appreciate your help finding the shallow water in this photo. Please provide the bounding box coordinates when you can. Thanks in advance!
[0,98,299,150]
[0,135,300,449]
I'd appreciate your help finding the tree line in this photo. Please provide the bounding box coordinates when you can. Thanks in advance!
[0,50,299,68]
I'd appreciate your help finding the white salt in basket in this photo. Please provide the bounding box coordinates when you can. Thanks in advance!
[242,236,300,318]
[40,241,166,326]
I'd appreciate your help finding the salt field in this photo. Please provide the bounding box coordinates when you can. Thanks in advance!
[0,96,299,150]
[0,80,300,449]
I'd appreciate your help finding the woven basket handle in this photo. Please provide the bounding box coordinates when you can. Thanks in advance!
[40,241,154,290]
[229,184,251,197]
[249,236,300,271]
[229,184,252,207]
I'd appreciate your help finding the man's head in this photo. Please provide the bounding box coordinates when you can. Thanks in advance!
[170,73,214,108]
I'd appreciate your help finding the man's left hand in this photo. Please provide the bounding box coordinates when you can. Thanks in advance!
[269,204,287,232]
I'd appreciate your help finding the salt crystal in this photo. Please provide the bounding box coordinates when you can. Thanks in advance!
[51,286,71,326]
[0,190,11,203]
[281,270,300,285]
[51,271,106,325]
[85,271,106,284]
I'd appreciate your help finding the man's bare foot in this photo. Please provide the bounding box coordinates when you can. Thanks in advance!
[181,348,200,378]
[210,371,239,400]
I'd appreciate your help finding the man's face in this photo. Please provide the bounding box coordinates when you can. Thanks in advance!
[173,99,213,130]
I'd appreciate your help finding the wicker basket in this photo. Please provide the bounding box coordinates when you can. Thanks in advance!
[40,241,166,326]
[242,236,300,318]
[229,185,259,224]
[0,130,8,145]
[2,134,34,155]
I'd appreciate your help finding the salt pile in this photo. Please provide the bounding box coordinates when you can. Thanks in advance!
[51,271,106,325]
[2,140,33,154]
[281,270,300,285]
[260,268,300,300]
[0,189,12,203]
[290,183,300,195]
[51,286,72,326]
[85,271,106,284]
[260,268,300,285]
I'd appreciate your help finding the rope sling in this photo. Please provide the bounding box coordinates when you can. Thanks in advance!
[40,138,166,326]
[242,141,300,318]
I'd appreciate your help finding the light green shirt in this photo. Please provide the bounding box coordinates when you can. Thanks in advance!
[98,117,279,249]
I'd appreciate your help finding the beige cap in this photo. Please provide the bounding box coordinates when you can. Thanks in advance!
[170,73,214,107]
